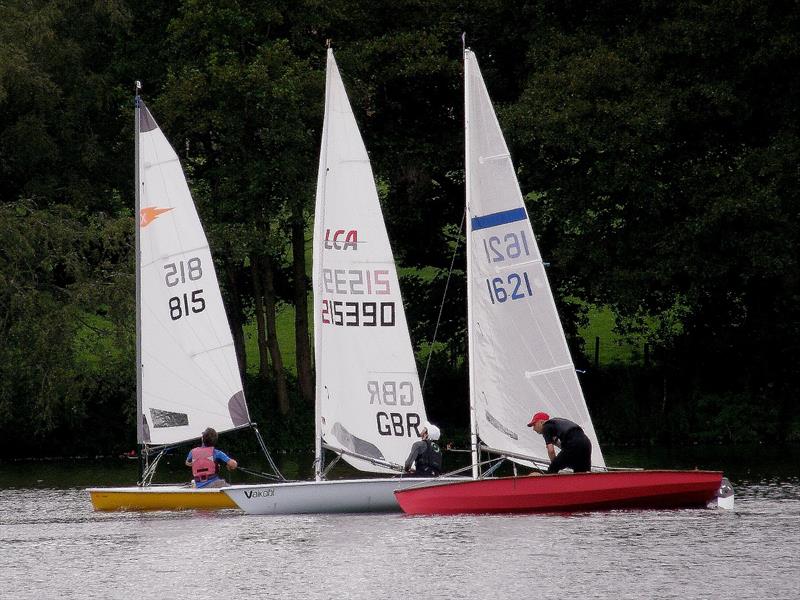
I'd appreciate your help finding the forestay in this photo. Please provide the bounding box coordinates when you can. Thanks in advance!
[313,49,428,473]
[464,50,605,468]
[136,100,249,446]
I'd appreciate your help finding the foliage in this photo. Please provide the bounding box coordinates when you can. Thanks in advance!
[1,0,799,456]
[0,202,133,456]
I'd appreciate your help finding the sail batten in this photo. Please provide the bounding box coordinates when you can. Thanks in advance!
[140,247,212,268]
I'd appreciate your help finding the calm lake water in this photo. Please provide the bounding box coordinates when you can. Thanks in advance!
[1,446,798,600]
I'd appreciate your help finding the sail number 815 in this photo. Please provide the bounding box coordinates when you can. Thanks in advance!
[169,290,206,320]
[164,258,203,287]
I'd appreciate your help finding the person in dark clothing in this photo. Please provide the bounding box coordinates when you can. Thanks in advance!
[527,412,592,474]
[404,423,443,477]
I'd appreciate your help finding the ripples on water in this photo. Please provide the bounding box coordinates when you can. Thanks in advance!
[1,455,798,600]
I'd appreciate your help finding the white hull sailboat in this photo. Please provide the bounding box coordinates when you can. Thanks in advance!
[395,48,731,515]
[224,49,448,514]
[225,477,432,515]
[88,87,280,511]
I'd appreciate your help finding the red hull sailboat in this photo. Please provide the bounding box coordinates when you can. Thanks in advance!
[393,48,732,516]
[395,470,724,515]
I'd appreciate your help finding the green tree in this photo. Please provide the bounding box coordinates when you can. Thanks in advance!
[158,1,323,414]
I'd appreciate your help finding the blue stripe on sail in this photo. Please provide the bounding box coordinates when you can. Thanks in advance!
[471,208,527,231]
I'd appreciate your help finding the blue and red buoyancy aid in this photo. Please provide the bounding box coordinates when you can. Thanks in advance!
[191,446,217,482]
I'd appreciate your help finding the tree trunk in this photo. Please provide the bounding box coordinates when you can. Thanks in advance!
[260,254,290,415]
[223,262,247,377]
[292,207,314,405]
[251,255,270,379]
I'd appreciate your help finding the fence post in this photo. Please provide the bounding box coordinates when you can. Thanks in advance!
[594,336,600,368]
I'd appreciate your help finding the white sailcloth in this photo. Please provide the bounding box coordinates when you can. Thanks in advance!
[137,100,249,446]
[464,50,605,468]
[313,49,428,473]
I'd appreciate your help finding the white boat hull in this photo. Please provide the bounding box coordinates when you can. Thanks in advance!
[224,478,440,515]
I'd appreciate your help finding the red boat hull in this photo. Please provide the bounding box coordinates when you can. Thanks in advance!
[394,470,723,515]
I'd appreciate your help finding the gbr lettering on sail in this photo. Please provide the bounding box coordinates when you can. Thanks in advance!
[321,226,421,439]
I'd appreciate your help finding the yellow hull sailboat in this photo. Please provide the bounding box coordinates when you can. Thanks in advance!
[86,86,282,511]
[88,486,237,511]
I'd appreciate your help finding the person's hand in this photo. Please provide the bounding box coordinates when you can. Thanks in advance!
[228,458,238,470]
[529,471,543,477]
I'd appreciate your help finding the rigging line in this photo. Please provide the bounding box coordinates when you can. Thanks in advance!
[251,425,285,481]
[421,209,466,393]
[236,466,285,481]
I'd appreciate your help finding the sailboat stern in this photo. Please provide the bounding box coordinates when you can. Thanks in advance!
[710,476,735,510]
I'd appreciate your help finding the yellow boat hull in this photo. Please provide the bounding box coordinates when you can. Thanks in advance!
[87,486,238,511]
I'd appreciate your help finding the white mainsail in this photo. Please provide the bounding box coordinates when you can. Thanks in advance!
[313,49,428,474]
[136,99,249,446]
[464,49,605,468]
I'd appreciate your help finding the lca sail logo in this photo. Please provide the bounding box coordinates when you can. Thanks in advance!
[324,228,359,250]
[140,206,174,228]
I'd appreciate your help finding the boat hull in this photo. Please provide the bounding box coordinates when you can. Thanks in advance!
[394,470,724,515]
[224,478,445,515]
[87,486,237,511]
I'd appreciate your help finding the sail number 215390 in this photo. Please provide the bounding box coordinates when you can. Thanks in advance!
[163,258,206,321]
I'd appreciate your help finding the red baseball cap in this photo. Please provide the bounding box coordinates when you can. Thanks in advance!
[527,412,550,427]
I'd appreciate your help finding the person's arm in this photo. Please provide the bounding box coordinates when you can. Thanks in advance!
[214,449,238,470]
[404,443,421,471]
[185,450,193,467]
[541,424,557,462]
[546,443,556,462]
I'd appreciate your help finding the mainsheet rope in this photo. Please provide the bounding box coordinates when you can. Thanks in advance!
[421,209,465,393]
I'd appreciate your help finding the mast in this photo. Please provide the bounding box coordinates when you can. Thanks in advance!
[313,48,333,481]
[134,81,144,480]
[134,83,143,443]
[464,48,480,479]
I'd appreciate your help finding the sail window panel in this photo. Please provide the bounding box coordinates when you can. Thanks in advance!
[150,408,189,428]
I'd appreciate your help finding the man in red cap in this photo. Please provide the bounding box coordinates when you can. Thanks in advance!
[527,412,592,474]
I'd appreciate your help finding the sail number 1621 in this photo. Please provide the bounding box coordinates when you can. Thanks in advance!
[483,231,530,264]
[486,272,533,304]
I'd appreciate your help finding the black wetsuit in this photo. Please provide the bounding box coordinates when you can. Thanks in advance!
[542,418,592,473]
[404,440,442,476]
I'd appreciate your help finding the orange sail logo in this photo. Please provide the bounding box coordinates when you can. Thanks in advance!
[140,206,174,227]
